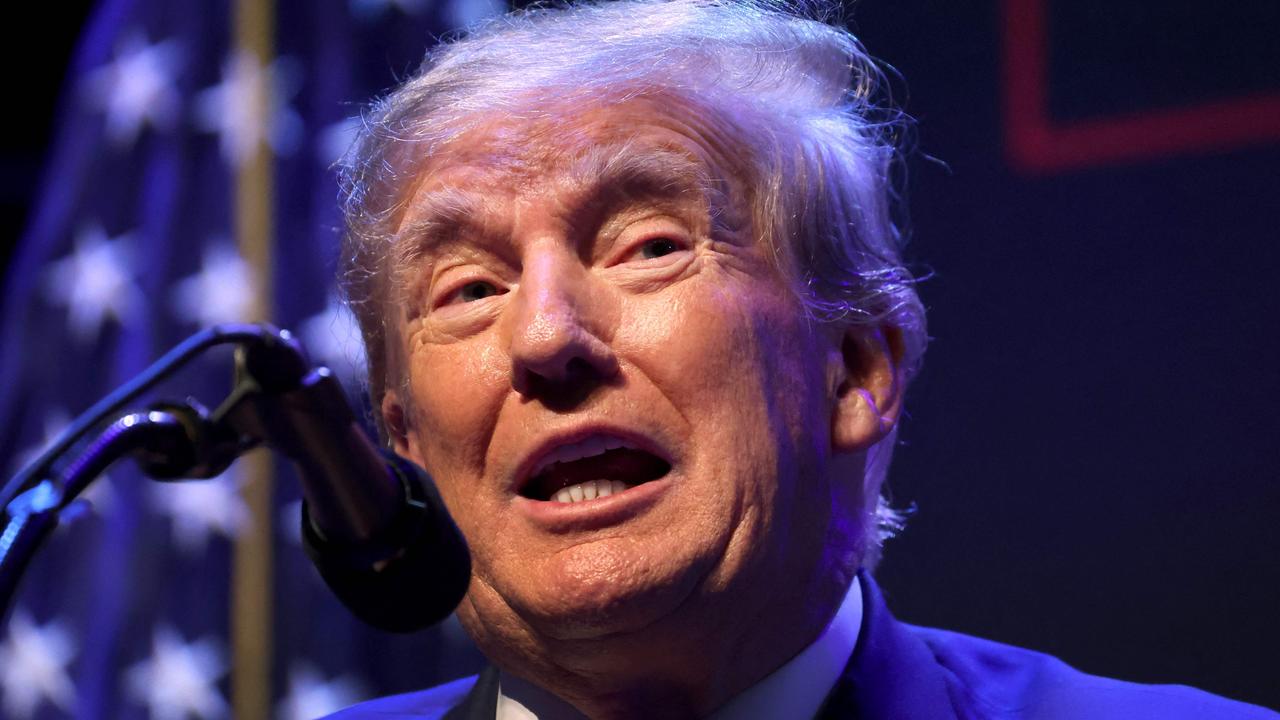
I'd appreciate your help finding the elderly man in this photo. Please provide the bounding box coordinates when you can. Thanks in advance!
[328,1,1275,718]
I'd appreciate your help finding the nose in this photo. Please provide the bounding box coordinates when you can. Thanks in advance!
[508,247,619,402]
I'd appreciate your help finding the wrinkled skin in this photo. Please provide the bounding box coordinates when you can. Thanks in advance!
[382,97,903,719]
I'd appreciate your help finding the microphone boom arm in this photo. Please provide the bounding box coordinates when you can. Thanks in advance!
[1,324,470,632]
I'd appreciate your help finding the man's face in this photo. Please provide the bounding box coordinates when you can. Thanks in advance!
[385,98,878,682]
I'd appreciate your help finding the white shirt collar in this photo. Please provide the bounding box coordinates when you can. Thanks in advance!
[495,578,863,720]
[707,577,863,720]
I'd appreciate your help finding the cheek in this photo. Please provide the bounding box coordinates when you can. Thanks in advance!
[406,338,509,513]
[617,281,760,435]
[413,337,508,433]
[619,273,825,510]
[632,272,821,442]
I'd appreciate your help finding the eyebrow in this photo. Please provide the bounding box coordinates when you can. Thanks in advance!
[572,142,748,242]
[572,143,712,210]
[395,187,491,265]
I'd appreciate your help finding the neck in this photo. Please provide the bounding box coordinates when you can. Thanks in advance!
[493,553,854,719]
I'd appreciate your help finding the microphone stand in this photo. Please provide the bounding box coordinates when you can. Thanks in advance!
[0,325,287,621]
[0,322,469,632]
[0,407,238,619]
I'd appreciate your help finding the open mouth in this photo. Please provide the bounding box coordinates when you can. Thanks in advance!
[519,438,672,503]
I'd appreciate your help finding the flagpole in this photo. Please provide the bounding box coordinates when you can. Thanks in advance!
[231,0,276,716]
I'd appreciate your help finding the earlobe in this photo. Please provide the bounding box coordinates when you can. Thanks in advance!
[830,325,905,454]
[381,391,423,464]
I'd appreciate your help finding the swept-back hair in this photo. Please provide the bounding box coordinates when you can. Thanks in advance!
[338,0,926,567]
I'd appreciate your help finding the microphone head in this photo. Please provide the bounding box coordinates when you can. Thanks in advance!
[301,454,471,633]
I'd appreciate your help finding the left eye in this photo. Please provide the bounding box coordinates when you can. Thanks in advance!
[636,238,682,260]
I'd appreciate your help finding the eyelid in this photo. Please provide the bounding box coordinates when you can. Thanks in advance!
[611,218,694,265]
[431,275,506,310]
[634,236,687,260]
[423,243,512,307]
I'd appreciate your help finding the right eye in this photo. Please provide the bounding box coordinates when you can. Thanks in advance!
[440,280,504,307]
[459,281,499,302]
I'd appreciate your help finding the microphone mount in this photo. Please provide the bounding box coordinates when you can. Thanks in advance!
[1,323,470,632]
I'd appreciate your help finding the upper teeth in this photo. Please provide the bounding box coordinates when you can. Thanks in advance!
[530,435,634,479]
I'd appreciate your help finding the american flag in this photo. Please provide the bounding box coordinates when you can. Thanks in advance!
[0,0,501,717]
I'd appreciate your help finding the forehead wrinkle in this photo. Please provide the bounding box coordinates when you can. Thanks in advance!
[553,142,718,232]
[393,121,739,286]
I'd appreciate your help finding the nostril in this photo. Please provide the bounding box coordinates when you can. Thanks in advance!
[510,321,620,401]
[515,355,615,409]
[519,357,596,395]
[563,357,596,383]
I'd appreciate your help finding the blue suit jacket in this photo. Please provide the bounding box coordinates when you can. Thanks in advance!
[328,574,1279,719]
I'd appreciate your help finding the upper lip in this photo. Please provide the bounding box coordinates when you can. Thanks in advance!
[512,424,673,497]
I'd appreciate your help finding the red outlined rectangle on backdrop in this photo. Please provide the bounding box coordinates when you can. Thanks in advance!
[1001,0,1280,173]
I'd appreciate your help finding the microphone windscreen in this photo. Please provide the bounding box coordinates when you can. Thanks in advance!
[301,453,471,633]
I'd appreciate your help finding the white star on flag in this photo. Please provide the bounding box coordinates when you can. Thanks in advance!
[125,626,227,720]
[349,0,430,21]
[0,611,77,719]
[277,663,367,720]
[318,116,363,165]
[149,468,250,554]
[301,293,368,388]
[170,243,258,327]
[44,224,142,344]
[195,50,303,166]
[81,32,182,147]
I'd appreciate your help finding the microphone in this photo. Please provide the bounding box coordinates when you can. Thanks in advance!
[300,442,472,634]
[222,330,471,633]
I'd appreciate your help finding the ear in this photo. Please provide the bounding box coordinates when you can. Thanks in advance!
[830,325,906,454]
[381,390,426,466]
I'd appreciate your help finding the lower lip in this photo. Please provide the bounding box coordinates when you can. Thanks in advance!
[514,476,673,532]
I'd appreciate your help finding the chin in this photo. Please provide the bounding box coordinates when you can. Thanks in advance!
[540,540,716,635]
[485,538,718,644]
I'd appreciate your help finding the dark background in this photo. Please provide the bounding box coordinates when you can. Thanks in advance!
[4,0,1277,711]
[853,0,1280,710]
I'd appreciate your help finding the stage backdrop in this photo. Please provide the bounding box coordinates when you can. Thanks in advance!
[856,0,1280,712]
[0,1,495,718]
[0,0,1277,718]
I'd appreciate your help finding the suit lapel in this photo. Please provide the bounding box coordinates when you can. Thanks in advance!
[444,665,500,720]
[817,573,959,720]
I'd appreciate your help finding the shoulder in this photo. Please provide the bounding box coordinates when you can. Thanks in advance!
[906,625,1279,720]
[321,675,478,720]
